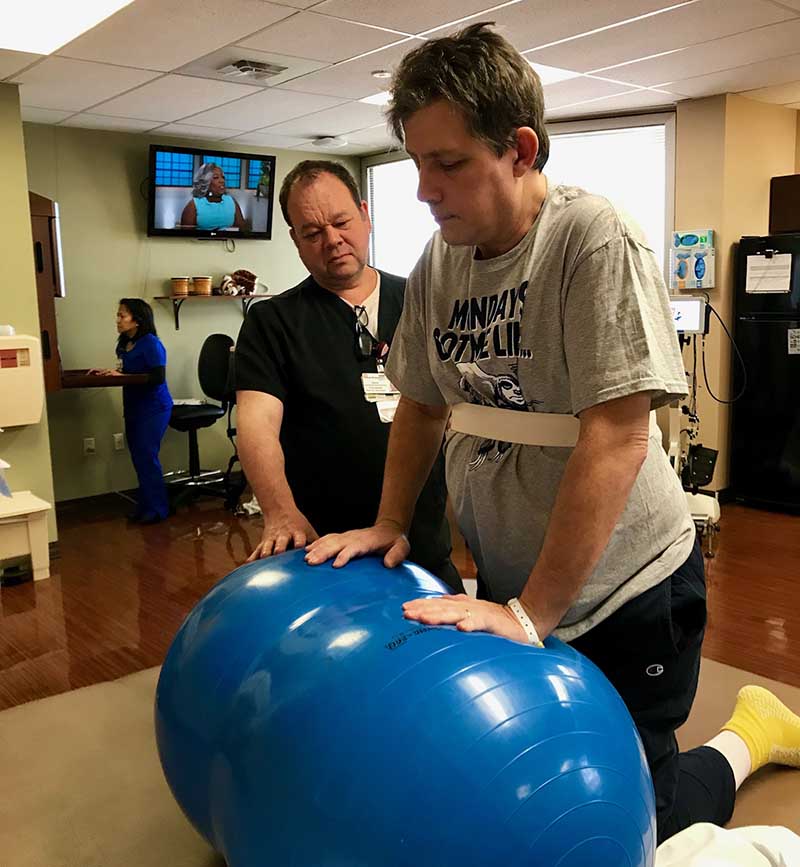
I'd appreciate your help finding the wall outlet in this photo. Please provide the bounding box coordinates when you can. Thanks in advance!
[83,437,96,456]
[113,432,125,451]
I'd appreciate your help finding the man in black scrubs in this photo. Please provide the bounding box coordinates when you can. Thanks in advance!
[235,160,461,588]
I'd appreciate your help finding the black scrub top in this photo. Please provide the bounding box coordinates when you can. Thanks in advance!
[235,271,454,577]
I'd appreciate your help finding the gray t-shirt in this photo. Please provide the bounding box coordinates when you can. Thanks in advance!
[386,184,695,641]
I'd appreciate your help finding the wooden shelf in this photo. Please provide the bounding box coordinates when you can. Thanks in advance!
[152,294,268,330]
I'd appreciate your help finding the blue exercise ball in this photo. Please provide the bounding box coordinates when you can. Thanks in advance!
[156,550,656,867]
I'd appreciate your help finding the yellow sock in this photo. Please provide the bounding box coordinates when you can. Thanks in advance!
[722,685,800,773]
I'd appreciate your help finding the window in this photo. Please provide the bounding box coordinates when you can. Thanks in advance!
[363,114,674,277]
[246,159,271,190]
[545,116,672,272]
[203,154,242,189]
[154,150,193,187]
[365,157,437,278]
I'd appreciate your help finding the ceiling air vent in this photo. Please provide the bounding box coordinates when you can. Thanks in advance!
[311,136,348,149]
[218,59,288,82]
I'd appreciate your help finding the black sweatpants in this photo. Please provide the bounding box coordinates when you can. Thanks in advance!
[477,541,736,842]
[570,540,736,843]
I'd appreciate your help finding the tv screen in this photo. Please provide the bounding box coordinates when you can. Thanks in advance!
[147,144,276,239]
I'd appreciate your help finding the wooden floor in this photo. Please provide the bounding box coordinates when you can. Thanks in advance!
[0,496,798,710]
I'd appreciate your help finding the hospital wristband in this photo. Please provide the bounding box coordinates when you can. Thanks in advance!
[506,598,544,647]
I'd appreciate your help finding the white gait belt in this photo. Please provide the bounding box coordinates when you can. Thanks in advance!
[449,402,660,448]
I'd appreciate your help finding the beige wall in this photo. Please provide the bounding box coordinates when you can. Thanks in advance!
[675,93,797,489]
[0,85,57,539]
[22,122,358,502]
[797,111,800,170]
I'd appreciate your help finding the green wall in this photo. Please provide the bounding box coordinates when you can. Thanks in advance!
[0,85,57,539]
[22,121,359,502]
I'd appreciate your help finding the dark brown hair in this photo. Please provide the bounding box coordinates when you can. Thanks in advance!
[279,160,362,228]
[117,298,157,348]
[388,22,549,171]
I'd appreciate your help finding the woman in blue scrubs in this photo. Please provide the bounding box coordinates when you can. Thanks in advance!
[92,299,173,523]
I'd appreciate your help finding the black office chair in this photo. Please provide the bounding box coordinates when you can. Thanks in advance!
[166,333,244,510]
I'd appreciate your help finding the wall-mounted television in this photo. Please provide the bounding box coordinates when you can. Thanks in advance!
[147,144,276,240]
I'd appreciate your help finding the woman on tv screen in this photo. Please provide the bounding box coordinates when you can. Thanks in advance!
[180,162,249,231]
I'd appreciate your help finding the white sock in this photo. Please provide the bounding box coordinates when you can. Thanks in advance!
[705,729,752,790]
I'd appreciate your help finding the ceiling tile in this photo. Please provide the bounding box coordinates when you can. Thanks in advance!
[60,114,162,132]
[741,80,800,104]
[225,131,314,148]
[0,49,42,80]
[237,11,403,62]
[56,0,296,72]
[21,107,74,124]
[329,143,377,154]
[545,87,678,120]
[311,0,501,35]
[90,75,261,122]
[184,88,347,130]
[153,123,250,140]
[448,0,693,54]
[542,76,639,109]
[665,51,800,98]
[525,0,794,73]
[592,18,800,87]
[277,39,418,99]
[175,46,327,88]
[263,100,383,135]
[12,58,159,112]
[346,123,395,149]
[270,0,321,7]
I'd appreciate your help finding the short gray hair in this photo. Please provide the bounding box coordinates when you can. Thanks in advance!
[192,162,223,198]
[388,22,549,171]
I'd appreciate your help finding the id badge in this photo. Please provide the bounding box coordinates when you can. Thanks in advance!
[361,372,399,400]
[361,372,400,422]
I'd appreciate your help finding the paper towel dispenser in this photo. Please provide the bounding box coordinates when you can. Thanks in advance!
[0,335,45,427]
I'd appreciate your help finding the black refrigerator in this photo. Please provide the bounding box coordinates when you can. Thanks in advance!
[731,234,800,511]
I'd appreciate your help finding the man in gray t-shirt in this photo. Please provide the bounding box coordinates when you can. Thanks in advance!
[388,182,694,641]
[305,21,800,845]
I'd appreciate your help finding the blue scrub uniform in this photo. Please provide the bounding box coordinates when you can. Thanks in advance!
[117,334,173,520]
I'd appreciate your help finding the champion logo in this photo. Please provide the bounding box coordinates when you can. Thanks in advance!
[646,664,665,677]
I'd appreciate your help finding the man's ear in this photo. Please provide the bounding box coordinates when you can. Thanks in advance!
[360,200,372,232]
[513,127,539,177]
[289,227,299,247]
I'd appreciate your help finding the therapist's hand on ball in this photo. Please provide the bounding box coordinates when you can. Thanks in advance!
[305,520,410,569]
[402,595,530,643]
[249,510,319,561]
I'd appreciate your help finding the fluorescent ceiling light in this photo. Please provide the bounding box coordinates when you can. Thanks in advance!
[360,91,391,106]
[0,0,134,55]
[528,62,581,86]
